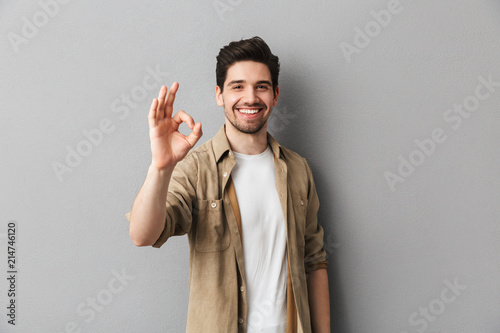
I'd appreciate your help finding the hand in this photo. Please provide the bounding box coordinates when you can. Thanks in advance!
[148,82,202,170]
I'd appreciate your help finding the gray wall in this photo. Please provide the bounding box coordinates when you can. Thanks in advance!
[1,0,499,332]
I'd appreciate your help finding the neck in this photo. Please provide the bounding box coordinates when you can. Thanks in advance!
[224,121,268,155]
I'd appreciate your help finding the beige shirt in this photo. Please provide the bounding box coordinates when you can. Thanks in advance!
[125,124,328,332]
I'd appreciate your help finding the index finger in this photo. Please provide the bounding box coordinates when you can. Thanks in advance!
[165,82,179,119]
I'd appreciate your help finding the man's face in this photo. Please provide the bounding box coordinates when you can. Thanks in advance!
[216,61,279,134]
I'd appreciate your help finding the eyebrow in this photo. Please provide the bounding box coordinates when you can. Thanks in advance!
[226,80,272,86]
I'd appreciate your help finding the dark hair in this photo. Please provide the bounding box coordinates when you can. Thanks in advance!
[216,36,280,92]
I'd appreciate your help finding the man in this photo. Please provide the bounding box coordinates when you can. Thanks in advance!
[126,36,330,333]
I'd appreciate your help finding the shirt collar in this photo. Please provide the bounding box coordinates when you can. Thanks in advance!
[213,124,286,163]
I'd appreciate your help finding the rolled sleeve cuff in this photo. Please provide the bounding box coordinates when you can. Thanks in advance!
[305,260,328,273]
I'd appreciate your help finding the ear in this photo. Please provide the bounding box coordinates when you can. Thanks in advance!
[273,86,279,107]
[216,85,224,107]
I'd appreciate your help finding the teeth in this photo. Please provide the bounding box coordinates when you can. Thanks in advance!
[237,109,260,114]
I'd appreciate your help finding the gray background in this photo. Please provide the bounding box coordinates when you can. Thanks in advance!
[1,0,499,332]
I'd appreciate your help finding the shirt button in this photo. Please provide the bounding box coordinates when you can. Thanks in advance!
[240,286,245,292]
[238,317,244,324]
[211,202,217,208]
[223,172,228,177]
[301,200,304,206]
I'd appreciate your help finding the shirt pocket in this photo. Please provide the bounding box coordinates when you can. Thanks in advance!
[292,194,308,248]
[193,199,231,252]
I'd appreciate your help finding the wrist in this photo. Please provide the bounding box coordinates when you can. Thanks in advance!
[148,162,176,175]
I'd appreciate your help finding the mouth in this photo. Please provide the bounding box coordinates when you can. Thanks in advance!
[235,107,264,116]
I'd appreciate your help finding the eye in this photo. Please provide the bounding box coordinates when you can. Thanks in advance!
[232,85,242,89]
[257,85,269,89]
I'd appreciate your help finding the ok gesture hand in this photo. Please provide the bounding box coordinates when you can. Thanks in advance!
[148,82,202,170]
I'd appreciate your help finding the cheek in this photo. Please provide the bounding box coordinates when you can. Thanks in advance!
[263,95,276,107]
[225,95,240,108]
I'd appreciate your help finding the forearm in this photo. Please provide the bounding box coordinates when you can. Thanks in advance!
[129,163,175,246]
[307,268,330,333]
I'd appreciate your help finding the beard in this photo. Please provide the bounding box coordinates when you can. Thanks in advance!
[224,105,268,134]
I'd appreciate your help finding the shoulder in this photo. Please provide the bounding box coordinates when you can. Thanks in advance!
[189,138,213,158]
[279,141,319,186]
[268,131,310,172]
[279,144,311,175]
[177,135,218,169]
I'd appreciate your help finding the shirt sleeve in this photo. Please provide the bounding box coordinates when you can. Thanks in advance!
[124,152,198,248]
[302,158,328,272]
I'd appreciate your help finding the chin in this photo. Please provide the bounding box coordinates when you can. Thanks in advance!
[227,119,266,134]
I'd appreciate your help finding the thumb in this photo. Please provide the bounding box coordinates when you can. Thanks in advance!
[186,122,203,148]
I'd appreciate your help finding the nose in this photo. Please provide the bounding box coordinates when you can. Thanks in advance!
[242,88,260,105]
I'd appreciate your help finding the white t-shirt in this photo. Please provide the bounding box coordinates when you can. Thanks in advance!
[231,145,288,333]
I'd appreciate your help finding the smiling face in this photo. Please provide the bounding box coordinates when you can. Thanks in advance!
[216,61,279,134]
